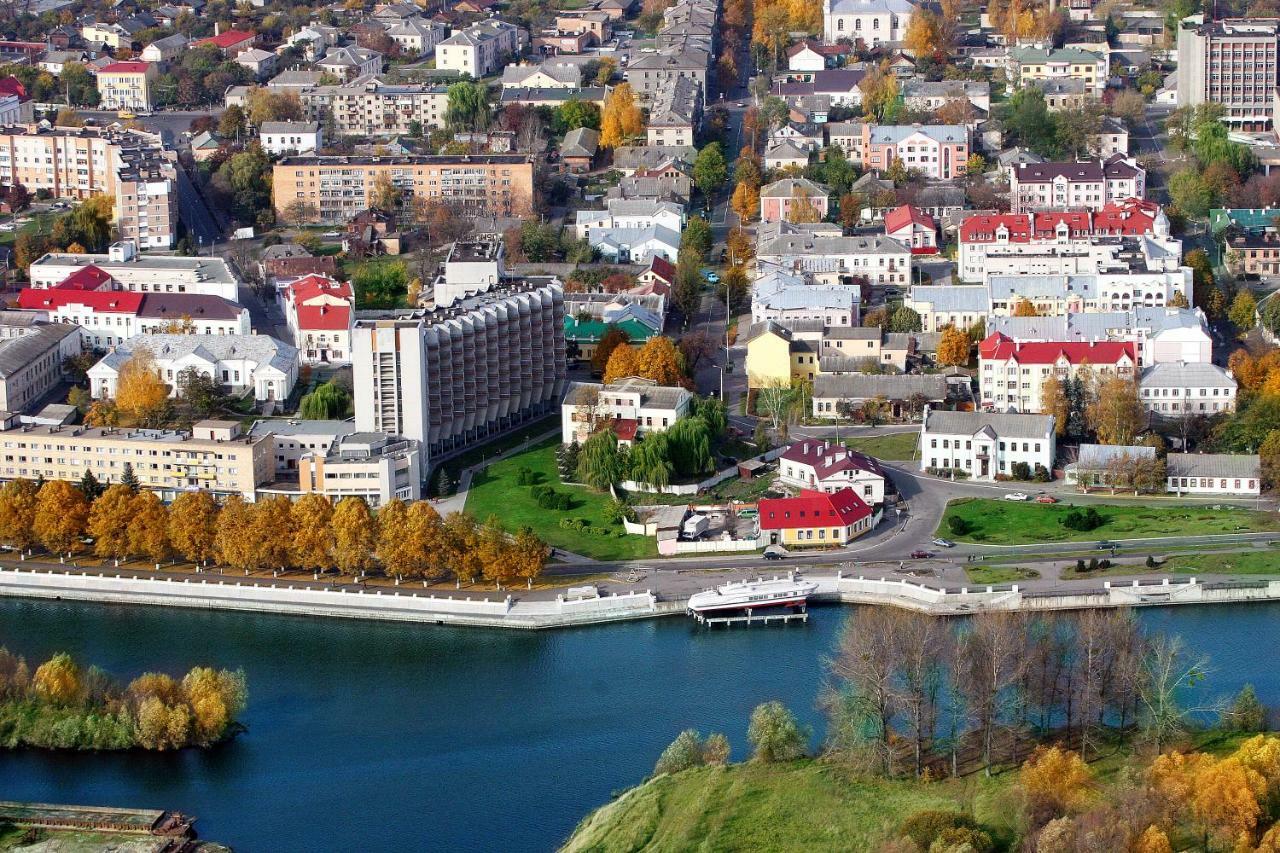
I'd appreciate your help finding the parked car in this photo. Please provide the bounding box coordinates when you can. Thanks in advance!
[910,550,934,559]
[1003,492,1029,501]
[1035,494,1058,504]
[1096,541,1114,551]
[763,547,786,560]
[703,270,720,284]
[932,538,955,548]
[736,101,746,107]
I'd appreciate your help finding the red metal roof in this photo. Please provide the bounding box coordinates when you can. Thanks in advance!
[99,61,151,74]
[0,76,29,101]
[612,418,639,441]
[979,332,1135,365]
[54,265,113,291]
[194,29,255,49]
[295,302,351,331]
[19,287,143,313]
[758,488,872,531]
[780,440,885,478]
[884,204,935,234]
[960,200,1160,244]
[287,274,354,303]
[646,255,676,285]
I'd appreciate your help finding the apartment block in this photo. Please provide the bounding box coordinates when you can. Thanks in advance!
[96,61,157,112]
[0,417,273,501]
[0,320,80,412]
[646,75,702,148]
[1011,156,1146,213]
[436,19,522,78]
[979,333,1136,413]
[299,79,450,137]
[273,154,535,223]
[1009,46,1107,96]
[1177,16,1280,130]
[0,125,179,248]
[858,124,970,180]
[352,241,566,463]
[294,432,422,506]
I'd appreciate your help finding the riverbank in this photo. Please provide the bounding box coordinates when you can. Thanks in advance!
[6,561,1280,629]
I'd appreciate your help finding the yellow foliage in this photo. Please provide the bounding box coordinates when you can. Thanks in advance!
[89,483,136,560]
[167,490,219,565]
[128,489,171,563]
[603,344,640,384]
[333,496,378,576]
[1258,823,1280,852]
[1235,735,1280,794]
[1152,750,1267,845]
[0,478,39,550]
[32,652,82,705]
[116,349,170,427]
[181,666,246,745]
[1019,746,1093,815]
[289,493,335,572]
[936,325,970,366]
[600,84,643,148]
[1133,825,1173,853]
[731,181,760,223]
[32,479,90,555]
[635,336,686,386]
[1013,298,1040,317]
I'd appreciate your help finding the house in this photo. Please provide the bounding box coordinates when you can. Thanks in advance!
[920,408,1056,481]
[858,124,970,180]
[264,253,338,282]
[564,313,659,362]
[561,126,600,173]
[769,122,824,151]
[96,61,157,112]
[260,121,323,156]
[759,177,830,223]
[1094,116,1130,157]
[901,80,990,114]
[744,320,822,388]
[978,333,1136,413]
[624,46,711,103]
[344,208,401,257]
[576,199,684,240]
[609,162,693,205]
[189,131,221,162]
[193,29,258,57]
[17,288,250,347]
[756,221,912,286]
[758,488,875,547]
[588,225,681,264]
[822,0,914,47]
[1035,78,1089,112]
[905,284,988,332]
[383,17,446,58]
[236,47,277,80]
[1166,453,1261,496]
[1064,443,1158,488]
[787,40,831,73]
[81,22,135,50]
[40,50,90,75]
[765,140,811,171]
[501,61,582,89]
[812,373,950,421]
[141,34,189,63]
[1009,46,1107,96]
[88,333,299,402]
[1226,230,1280,276]
[776,70,866,110]
[778,440,887,505]
[985,269,1191,316]
[1011,156,1146,213]
[317,46,383,81]
[1139,361,1237,417]
[883,205,936,253]
[988,307,1212,369]
[560,377,693,445]
[646,75,702,148]
[818,325,912,372]
[0,320,83,414]
[634,255,676,296]
[437,19,522,79]
[280,273,354,364]
[751,270,861,328]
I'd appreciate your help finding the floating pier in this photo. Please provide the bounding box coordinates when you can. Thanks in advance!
[691,604,809,628]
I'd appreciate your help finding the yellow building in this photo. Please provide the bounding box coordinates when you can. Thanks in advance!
[745,321,820,390]
[758,488,874,547]
[96,61,157,112]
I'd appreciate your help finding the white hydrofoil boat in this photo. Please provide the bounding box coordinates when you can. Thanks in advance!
[686,575,817,615]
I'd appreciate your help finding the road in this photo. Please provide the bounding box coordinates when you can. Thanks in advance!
[174,162,223,245]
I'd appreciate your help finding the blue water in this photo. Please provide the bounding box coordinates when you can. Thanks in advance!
[0,599,1276,852]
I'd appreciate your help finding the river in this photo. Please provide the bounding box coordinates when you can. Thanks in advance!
[1,599,1277,852]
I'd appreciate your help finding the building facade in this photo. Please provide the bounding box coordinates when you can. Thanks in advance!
[822,0,914,46]
[96,61,157,112]
[778,439,887,505]
[1177,17,1280,130]
[0,321,80,412]
[1139,361,1237,416]
[920,408,1056,481]
[1011,157,1146,213]
[30,244,239,302]
[299,80,450,137]
[88,334,299,402]
[560,378,692,445]
[979,333,1136,412]
[1167,453,1261,495]
[759,487,875,546]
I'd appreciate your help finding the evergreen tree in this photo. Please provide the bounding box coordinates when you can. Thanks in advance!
[434,466,454,497]
[121,462,140,492]
[80,469,104,501]
[559,441,580,481]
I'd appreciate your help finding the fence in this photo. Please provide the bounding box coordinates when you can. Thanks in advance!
[622,446,787,496]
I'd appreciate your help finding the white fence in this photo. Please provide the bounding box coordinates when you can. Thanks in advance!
[622,446,788,496]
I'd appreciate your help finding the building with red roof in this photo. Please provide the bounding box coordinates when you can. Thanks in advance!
[883,205,937,254]
[979,331,1136,412]
[96,61,158,112]
[957,199,1175,282]
[778,439,888,504]
[758,487,874,547]
[280,274,354,364]
[18,287,249,348]
[192,29,257,55]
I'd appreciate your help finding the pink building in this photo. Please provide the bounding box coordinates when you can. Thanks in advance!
[759,177,831,224]
[861,123,969,180]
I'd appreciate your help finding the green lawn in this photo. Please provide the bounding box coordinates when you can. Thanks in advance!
[844,431,919,461]
[1162,548,1280,576]
[436,416,558,485]
[0,211,57,245]
[965,565,1040,585]
[465,439,657,560]
[939,498,1280,546]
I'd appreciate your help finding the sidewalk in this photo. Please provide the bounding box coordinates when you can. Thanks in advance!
[433,428,562,517]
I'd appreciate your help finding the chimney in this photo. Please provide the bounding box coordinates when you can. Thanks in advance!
[215,21,223,35]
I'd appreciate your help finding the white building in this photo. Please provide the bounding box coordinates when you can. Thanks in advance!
[778,439,887,505]
[1139,361,1237,417]
[88,334,299,402]
[588,225,681,264]
[575,199,684,240]
[823,0,914,46]
[752,269,861,327]
[436,19,521,79]
[756,221,911,286]
[316,46,383,81]
[904,284,989,333]
[279,274,354,365]
[920,408,1056,481]
[259,121,323,156]
[561,378,693,445]
[30,243,240,302]
[250,419,424,505]
[383,17,447,58]
[989,308,1212,369]
[1166,453,1261,496]
[986,269,1192,316]
[1011,157,1146,213]
[978,334,1136,413]
[17,289,250,348]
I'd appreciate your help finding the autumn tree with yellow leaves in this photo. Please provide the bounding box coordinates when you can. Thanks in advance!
[599,83,644,148]
[214,494,258,573]
[32,480,90,555]
[332,496,378,576]
[115,349,171,428]
[128,489,171,563]
[88,484,136,562]
[0,478,41,551]
[936,325,970,366]
[289,493,335,572]
[168,490,219,565]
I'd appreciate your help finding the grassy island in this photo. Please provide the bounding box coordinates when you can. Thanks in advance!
[0,649,246,751]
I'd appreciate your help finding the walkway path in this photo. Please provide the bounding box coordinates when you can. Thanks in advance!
[433,427,562,518]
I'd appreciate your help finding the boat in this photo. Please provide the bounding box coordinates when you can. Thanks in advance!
[686,574,818,615]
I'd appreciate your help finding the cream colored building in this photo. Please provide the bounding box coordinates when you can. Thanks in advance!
[96,61,157,112]
[0,418,273,501]
[298,79,450,137]
[273,154,535,223]
[295,432,422,507]
[0,321,81,413]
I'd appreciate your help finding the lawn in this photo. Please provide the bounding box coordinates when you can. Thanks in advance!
[965,565,1041,585]
[1162,548,1280,576]
[465,438,657,560]
[435,415,558,486]
[844,431,919,460]
[939,498,1280,546]
[346,255,409,308]
[0,211,57,245]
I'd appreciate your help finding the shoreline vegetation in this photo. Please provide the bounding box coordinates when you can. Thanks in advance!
[564,609,1280,852]
[0,648,246,752]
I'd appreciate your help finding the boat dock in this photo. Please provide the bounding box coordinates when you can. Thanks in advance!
[691,605,809,628]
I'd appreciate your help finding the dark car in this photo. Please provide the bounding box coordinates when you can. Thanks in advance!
[763,550,785,560]
[1096,541,1113,550]
[910,550,934,559]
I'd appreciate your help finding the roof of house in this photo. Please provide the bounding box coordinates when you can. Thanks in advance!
[91,333,298,375]
[194,29,256,49]
[907,284,988,313]
[98,61,151,74]
[868,124,968,145]
[18,288,141,313]
[561,126,600,158]
[563,378,691,410]
[138,293,245,321]
[1139,361,1236,388]
[979,332,1135,365]
[760,177,829,198]
[884,205,936,233]
[989,307,1207,342]
[562,316,657,343]
[781,439,886,478]
[758,487,872,531]
[814,373,947,401]
[645,255,676,285]
[1014,157,1141,184]
[1166,453,1260,480]
[0,323,79,379]
[265,255,338,278]
[260,121,319,134]
[296,303,351,331]
[923,408,1054,439]
[55,265,113,291]
[1075,443,1155,469]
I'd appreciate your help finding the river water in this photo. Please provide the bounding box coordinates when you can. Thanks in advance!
[0,599,1277,852]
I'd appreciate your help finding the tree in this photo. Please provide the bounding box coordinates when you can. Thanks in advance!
[959,612,1028,775]
[128,490,171,563]
[635,336,686,386]
[628,433,673,488]
[1110,90,1148,129]
[672,247,704,323]
[591,326,631,375]
[936,325,969,366]
[1169,168,1216,219]
[120,462,140,492]
[747,701,807,762]
[0,480,38,551]
[332,497,378,577]
[510,527,548,589]
[1020,746,1093,818]
[787,187,823,223]
[245,88,302,125]
[290,494,334,572]
[577,429,623,490]
[1139,635,1208,752]
[693,142,728,199]
[1227,685,1267,732]
[214,495,257,573]
[168,491,219,565]
[218,104,246,139]
[282,198,318,228]
[1013,298,1039,317]
[375,499,411,579]
[32,652,81,705]
[731,180,760,222]
[116,350,171,428]
[558,99,600,132]
[32,480,90,555]
[405,501,447,580]
[756,380,795,432]
[859,63,900,122]
[654,729,708,775]
[599,83,643,147]
[904,8,944,56]
[444,81,490,132]
[177,367,225,417]
[1229,289,1258,333]
[888,306,922,333]
[681,215,712,257]
[79,469,104,501]
[603,344,640,383]
[181,666,246,745]
[299,381,350,420]
[89,484,137,561]
[1088,375,1143,445]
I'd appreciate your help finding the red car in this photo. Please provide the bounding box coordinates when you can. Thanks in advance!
[910,550,934,559]
[1035,494,1059,504]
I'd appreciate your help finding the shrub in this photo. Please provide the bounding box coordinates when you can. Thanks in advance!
[947,515,971,536]
[515,467,536,486]
[1076,559,1086,573]
[531,485,553,502]
[899,811,981,852]
[935,826,994,853]
[653,729,707,776]
[1098,559,1112,569]
[747,701,807,762]
[1062,507,1103,532]
[1227,684,1267,731]
[1033,464,1051,482]
[1146,555,1157,569]
[1011,461,1032,481]
[1087,558,1099,572]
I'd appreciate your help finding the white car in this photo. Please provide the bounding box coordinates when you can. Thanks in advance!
[1003,492,1030,502]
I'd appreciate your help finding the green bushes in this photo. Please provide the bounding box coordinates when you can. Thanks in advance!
[947,516,971,536]
[1011,461,1032,481]
[898,811,993,853]
[653,729,731,776]
[1061,507,1103,532]
[532,485,574,510]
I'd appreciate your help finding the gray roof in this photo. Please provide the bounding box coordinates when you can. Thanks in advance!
[261,121,320,134]
[262,244,313,260]
[990,308,1207,342]
[758,232,909,258]
[502,62,581,87]
[1167,453,1260,480]
[93,333,297,375]
[988,274,1087,301]
[760,177,829,198]
[563,378,690,410]
[923,409,1054,439]
[249,418,354,438]
[561,127,600,158]
[1140,361,1236,388]
[814,373,947,400]
[823,326,881,340]
[907,285,988,313]
[1075,443,1156,469]
[868,125,968,145]
[0,324,79,379]
[902,80,988,99]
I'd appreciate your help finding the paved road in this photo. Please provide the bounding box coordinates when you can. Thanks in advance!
[174,162,223,245]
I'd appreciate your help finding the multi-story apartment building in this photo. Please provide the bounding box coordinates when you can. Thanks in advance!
[958,201,1176,282]
[351,242,566,463]
[1009,46,1107,96]
[96,61,157,112]
[89,334,299,403]
[382,17,447,59]
[822,0,914,46]
[1139,361,1237,416]
[756,221,911,286]
[30,243,240,302]
[759,177,831,223]
[17,289,250,347]
[294,432,422,506]
[0,125,179,249]
[987,268,1192,315]
[1011,156,1146,213]
[989,307,1213,368]
[1177,17,1280,130]
[0,417,273,501]
[625,47,711,102]
[260,121,322,156]
[0,320,80,412]
[561,378,693,445]
[920,408,1056,481]
[316,46,383,81]
[1225,229,1280,275]
[299,79,450,137]
[904,284,990,333]
[272,154,536,223]
[647,75,702,148]
[856,124,969,180]
[436,19,522,79]
[979,333,1136,413]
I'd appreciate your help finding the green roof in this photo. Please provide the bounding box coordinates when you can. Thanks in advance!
[563,317,657,344]
[1210,208,1280,233]
[1010,46,1103,64]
